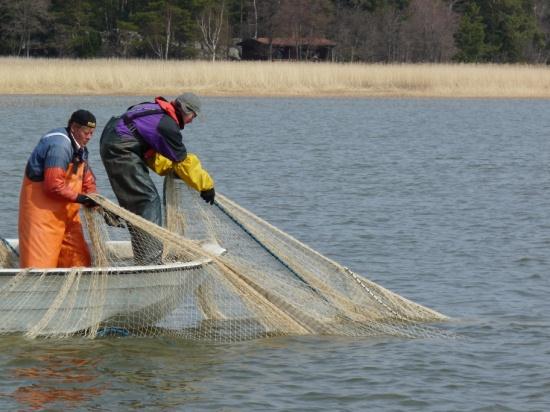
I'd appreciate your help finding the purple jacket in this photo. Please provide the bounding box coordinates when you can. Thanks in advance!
[115,102,187,162]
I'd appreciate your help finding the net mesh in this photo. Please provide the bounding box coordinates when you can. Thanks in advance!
[0,176,450,341]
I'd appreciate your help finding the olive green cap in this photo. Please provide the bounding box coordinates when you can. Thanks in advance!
[175,92,201,116]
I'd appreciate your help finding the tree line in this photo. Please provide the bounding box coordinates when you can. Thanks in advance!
[0,0,548,63]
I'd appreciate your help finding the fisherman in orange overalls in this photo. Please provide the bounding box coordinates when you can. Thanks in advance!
[18,110,98,268]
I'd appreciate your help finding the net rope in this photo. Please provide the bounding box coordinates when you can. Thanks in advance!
[0,176,451,341]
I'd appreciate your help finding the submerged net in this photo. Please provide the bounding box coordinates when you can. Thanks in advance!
[0,176,449,341]
[0,239,18,269]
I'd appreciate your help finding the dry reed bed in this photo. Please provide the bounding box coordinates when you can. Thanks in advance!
[1,57,550,98]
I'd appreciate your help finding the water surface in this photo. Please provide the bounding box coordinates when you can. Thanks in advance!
[0,96,549,411]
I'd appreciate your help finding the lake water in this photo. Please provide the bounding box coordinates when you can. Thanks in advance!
[0,95,549,411]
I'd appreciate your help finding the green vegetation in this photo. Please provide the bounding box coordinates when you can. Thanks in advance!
[0,0,548,63]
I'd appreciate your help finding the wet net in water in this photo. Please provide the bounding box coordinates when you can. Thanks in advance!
[0,177,450,341]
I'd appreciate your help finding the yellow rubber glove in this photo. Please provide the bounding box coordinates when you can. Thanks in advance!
[146,152,214,192]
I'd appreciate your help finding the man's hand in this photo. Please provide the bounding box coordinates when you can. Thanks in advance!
[200,188,215,205]
[75,194,98,208]
[101,209,126,228]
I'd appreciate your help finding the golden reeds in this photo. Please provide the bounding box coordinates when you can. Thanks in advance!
[1,57,550,98]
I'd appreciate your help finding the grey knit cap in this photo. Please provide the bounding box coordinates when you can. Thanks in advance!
[175,92,201,116]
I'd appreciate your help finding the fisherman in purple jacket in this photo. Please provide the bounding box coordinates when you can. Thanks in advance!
[100,93,214,264]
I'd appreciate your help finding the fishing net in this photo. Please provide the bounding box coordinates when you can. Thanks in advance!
[0,238,18,269]
[0,176,449,341]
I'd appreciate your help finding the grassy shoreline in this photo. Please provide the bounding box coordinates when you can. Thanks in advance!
[1,57,550,98]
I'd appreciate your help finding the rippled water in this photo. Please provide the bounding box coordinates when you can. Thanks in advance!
[0,96,549,411]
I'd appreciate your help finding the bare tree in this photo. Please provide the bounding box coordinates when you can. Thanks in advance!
[366,5,409,62]
[252,0,258,38]
[131,0,187,59]
[533,0,550,63]
[146,4,176,59]
[0,0,50,57]
[331,2,370,62]
[272,0,332,60]
[253,0,281,60]
[402,0,458,62]
[198,0,226,61]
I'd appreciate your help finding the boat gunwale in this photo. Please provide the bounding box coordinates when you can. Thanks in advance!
[0,259,210,277]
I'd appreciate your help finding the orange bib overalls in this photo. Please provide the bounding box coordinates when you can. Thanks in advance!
[18,161,91,268]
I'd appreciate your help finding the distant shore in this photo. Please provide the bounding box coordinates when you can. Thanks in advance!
[1,57,550,98]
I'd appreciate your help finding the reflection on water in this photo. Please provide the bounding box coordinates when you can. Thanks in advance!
[12,361,103,410]
[4,339,104,410]
[1,336,227,411]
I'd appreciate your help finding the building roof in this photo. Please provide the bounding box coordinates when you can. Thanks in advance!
[243,37,336,47]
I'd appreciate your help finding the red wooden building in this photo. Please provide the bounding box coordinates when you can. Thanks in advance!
[238,37,336,61]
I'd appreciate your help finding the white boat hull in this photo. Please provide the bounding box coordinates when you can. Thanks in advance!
[0,240,216,335]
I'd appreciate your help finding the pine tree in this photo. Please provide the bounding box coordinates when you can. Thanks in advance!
[454,2,487,62]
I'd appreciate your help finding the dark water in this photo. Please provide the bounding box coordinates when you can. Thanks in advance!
[0,96,549,411]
